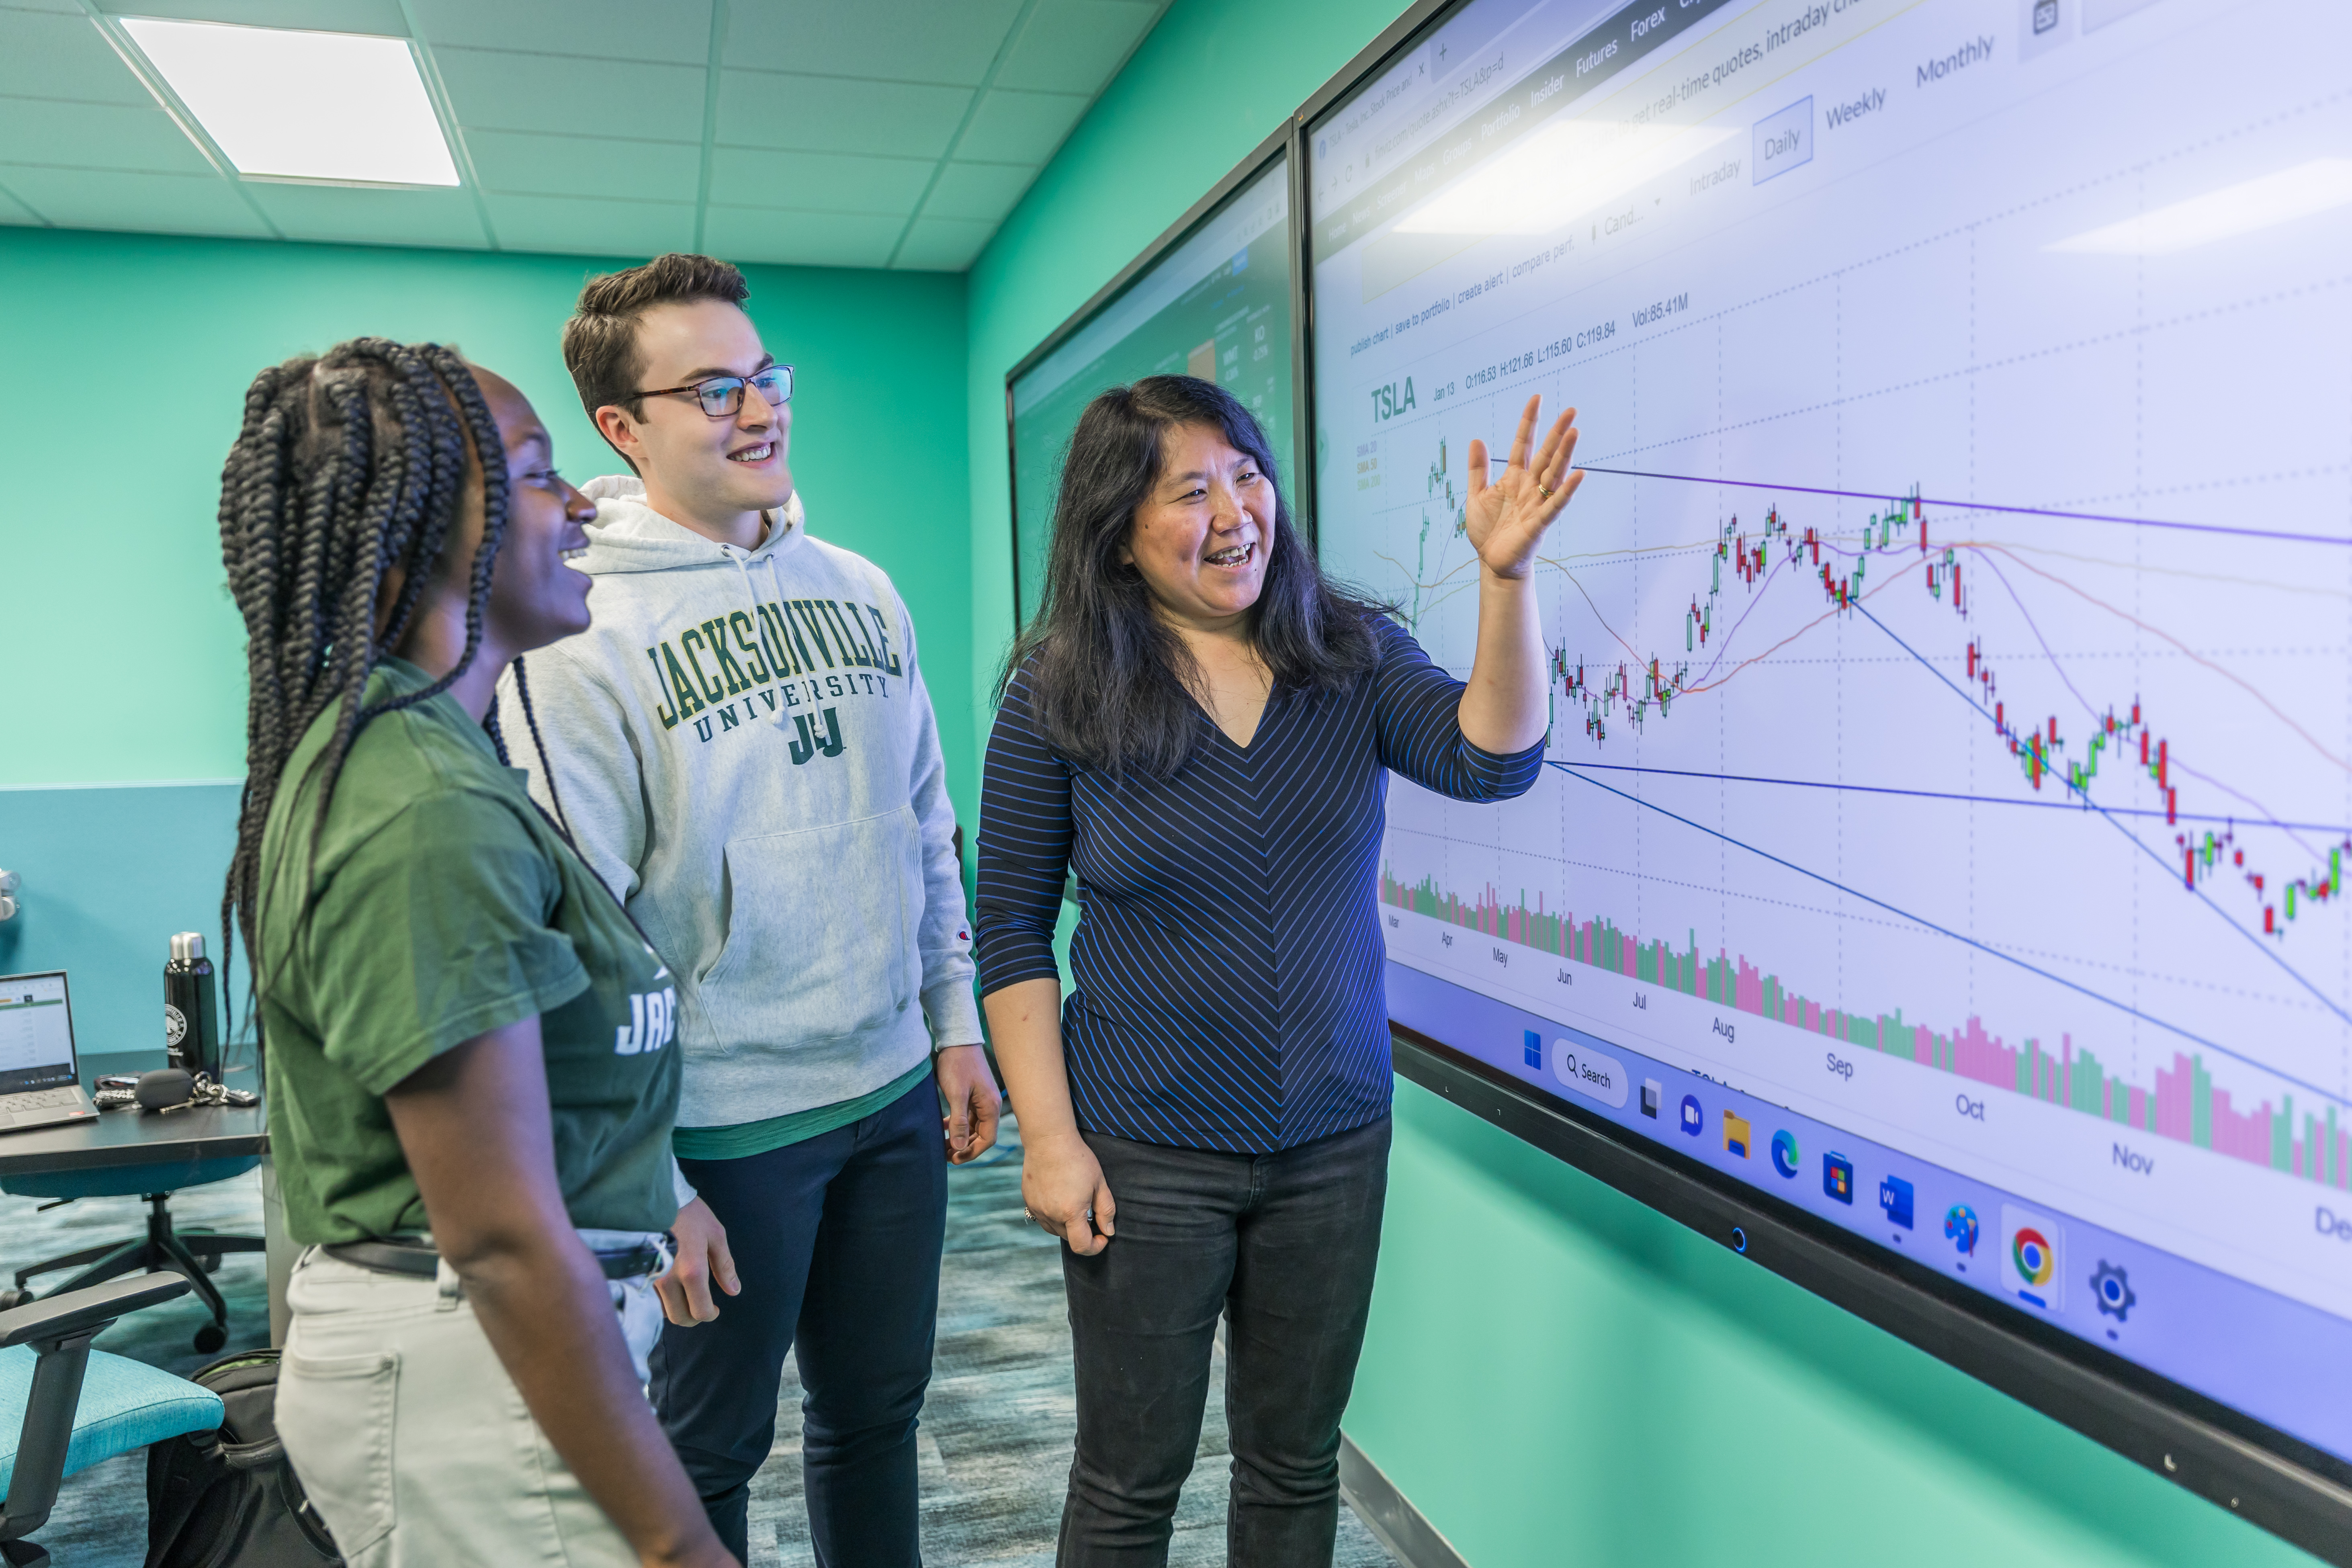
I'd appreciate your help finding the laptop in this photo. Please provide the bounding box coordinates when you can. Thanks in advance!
[0,973,101,1132]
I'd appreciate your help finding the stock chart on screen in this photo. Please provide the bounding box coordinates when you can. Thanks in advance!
[1308,0,2352,1460]
[1009,153,1293,626]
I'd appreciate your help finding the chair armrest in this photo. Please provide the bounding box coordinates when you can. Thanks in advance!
[0,1275,191,1349]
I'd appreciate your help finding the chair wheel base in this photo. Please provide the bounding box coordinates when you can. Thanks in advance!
[192,1323,226,1354]
[0,1290,27,1313]
[0,1536,51,1565]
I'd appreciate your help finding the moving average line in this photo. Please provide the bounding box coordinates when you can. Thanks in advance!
[1575,464,2352,548]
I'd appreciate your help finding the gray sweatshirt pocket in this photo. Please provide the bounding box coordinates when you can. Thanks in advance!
[697,806,923,1046]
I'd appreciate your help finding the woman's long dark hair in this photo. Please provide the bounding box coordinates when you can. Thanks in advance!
[1004,375,1387,776]
[217,338,513,1027]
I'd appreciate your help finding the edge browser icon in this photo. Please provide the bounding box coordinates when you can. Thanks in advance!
[1823,1151,1854,1204]
[1770,1129,1801,1179]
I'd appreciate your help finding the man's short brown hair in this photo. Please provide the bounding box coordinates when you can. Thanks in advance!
[562,252,750,422]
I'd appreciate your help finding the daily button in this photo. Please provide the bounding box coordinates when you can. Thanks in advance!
[1548,1038,1630,1109]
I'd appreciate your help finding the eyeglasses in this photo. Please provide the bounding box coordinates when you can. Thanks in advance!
[630,364,794,419]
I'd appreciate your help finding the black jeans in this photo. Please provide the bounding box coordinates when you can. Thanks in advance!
[649,1074,947,1566]
[1058,1115,1392,1567]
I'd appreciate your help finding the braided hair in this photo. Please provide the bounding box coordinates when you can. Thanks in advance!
[217,338,512,1034]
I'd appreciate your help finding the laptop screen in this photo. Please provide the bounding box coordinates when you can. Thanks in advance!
[0,973,80,1094]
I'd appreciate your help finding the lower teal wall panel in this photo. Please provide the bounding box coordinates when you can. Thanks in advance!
[0,783,244,1067]
[1347,1078,2318,1568]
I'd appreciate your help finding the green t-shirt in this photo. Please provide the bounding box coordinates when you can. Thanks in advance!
[257,657,682,1245]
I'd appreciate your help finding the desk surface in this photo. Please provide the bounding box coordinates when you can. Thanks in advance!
[0,1102,267,1176]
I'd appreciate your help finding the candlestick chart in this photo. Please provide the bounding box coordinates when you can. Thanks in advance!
[1327,175,2352,1228]
[1362,435,2352,1189]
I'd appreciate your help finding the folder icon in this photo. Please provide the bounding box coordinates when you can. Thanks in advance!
[1723,1109,1752,1159]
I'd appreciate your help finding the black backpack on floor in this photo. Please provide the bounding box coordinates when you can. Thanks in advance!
[145,1349,342,1568]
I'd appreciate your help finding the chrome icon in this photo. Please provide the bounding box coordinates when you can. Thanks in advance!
[2012,1226,2056,1287]
[1770,1129,1800,1178]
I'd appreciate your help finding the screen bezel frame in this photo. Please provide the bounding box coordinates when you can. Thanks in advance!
[1389,1025,2352,1566]
[1002,120,1308,628]
[1293,0,2352,1554]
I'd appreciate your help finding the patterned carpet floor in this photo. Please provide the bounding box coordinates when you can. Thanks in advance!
[13,1116,1395,1566]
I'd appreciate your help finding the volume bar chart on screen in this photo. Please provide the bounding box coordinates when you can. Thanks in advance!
[1310,0,2352,1319]
[1380,863,2351,1187]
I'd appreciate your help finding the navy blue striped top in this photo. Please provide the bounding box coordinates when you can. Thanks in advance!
[975,617,1543,1153]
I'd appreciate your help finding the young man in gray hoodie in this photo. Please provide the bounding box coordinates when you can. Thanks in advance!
[497,252,999,1565]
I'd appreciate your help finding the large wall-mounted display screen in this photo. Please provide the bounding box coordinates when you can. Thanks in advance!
[1309,0,2352,1477]
[1009,152,1294,627]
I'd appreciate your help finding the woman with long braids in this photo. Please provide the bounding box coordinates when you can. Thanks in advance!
[221,338,736,1568]
[976,375,1581,1565]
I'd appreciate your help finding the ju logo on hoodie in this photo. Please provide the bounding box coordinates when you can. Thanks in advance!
[641,594,901,749]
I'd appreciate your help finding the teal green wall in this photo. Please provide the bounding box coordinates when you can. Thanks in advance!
[0,227,969,1058]
[1362,1080,2311,1567]
[966,3,2321,1564]
[0,227,970,789]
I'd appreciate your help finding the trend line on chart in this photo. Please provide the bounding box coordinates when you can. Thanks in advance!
[1380,859,2350,1190]
[1574,464,2352,548]
[1560,762,2352,835]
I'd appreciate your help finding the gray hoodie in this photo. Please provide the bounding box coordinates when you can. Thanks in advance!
[496,476,981,1131]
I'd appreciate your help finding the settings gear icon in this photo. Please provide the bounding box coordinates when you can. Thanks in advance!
[2091,1261,2136,1323]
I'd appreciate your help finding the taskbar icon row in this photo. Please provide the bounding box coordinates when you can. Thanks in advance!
[1626,1066,2137,1330]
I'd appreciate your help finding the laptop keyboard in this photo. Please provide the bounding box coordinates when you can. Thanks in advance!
[0,1089,81,1114]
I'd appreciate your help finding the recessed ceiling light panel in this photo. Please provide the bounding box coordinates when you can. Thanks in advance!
[118,16,460,187]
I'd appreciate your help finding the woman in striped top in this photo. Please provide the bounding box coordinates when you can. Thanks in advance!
[976,374,1582,1566]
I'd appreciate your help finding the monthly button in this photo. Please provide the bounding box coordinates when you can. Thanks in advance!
[1548,1039,1631,1109]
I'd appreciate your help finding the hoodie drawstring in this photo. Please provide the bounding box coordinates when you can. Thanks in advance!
[724,541,794,730]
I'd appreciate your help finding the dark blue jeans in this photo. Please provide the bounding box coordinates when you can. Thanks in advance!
[1059,1116,1392,1567]
[650,1073,947,1566]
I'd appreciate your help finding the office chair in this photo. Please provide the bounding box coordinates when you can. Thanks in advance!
[0,1272,222,1565]
[1,1157,266,1354]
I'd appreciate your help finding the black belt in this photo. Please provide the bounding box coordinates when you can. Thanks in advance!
[323,1236,666,1282]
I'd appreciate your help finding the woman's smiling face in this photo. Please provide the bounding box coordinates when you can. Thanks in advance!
[1120,422,1274,633]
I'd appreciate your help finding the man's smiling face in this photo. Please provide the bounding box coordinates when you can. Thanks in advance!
[603,298,793,532]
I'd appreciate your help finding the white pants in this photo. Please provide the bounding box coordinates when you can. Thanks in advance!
[276,1243,667,1568]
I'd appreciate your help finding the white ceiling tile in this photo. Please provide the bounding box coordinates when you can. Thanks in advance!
[994,0,1160,94]
[701,206,902,268]
[0,0,87,12]
[709,145,931,216]
[717,69,970,160]
[920,160,1035,223]
[405,0,712,67]
[891,215,991,271]
[466,128,699,203]
[434,46,706,142]
[0,12,151,104]
[0,180,41,223]
[956,88,1086,164]
[484,192,695,258]
[0,96,216,174]
[0,163,268,235]
[722,0,1026,87]
[246,180,487,248]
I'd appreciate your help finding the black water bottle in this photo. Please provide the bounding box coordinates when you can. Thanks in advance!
[164,932,220,1077]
